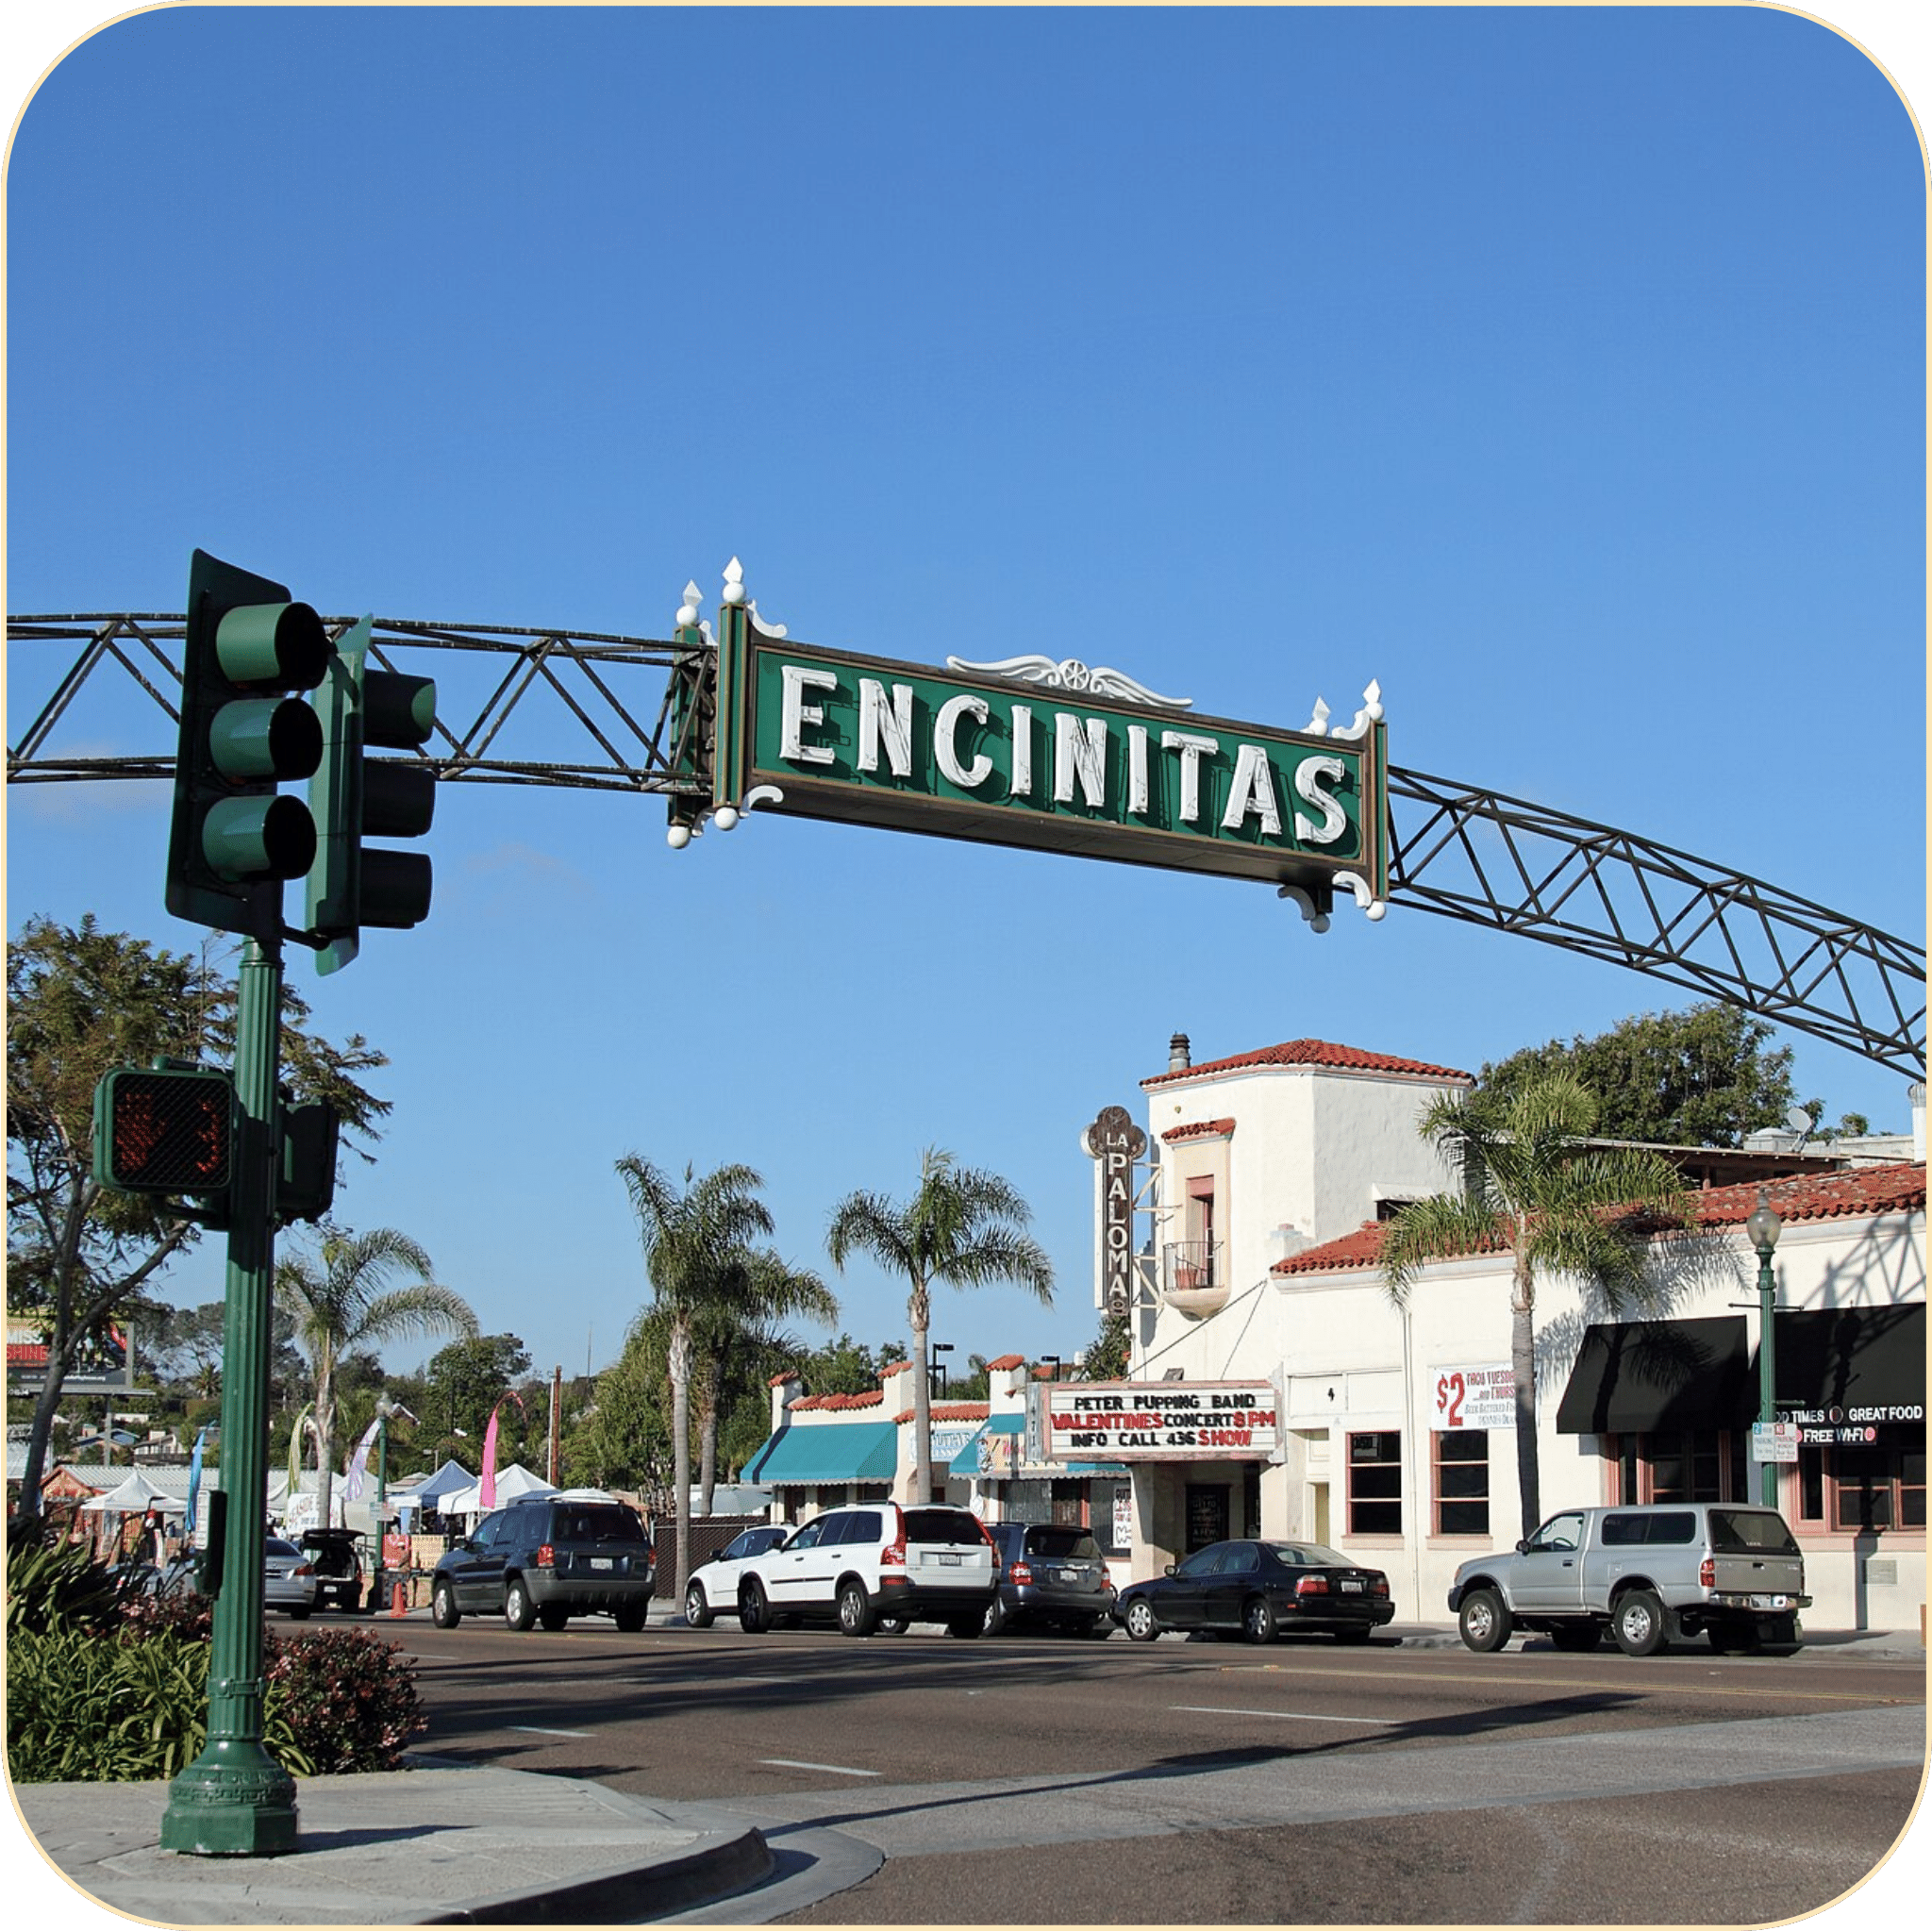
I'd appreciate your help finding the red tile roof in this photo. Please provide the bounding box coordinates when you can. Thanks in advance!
[1145,1039,1473,1087]
[986,1354,1027,1373]
[1271,1161,1927,1278]
[1163,1117,1236,1142]
[891,1403,991,1426]
[790,1390,885,1411]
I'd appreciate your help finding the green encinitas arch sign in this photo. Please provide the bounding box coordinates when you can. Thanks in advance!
[702,587,1390,920]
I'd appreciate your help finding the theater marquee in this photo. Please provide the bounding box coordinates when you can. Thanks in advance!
[1041,1381,1281,1460]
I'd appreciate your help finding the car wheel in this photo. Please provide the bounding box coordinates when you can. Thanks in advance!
[1124,1598,1159,1642]
[504,1578,537,1632]
[1762,1612,1802,1653]
[739,1578,771,1635]
[1550,1622,1603,1654]
[1457,1587,1512,1653]
[982,1595,1008,1638]
[1081,1616,1112,1640]
[684,1580,713,1629]
[613,1603,648,1633]
[838,1579,876,1638]
[286,1606,311,1621]
[1242,1596,1277,1645]
[1612,1588,1670,1657]
[875,1615,908,1635]
[946,1614,983,1639]
[1334,1625,1374,1645]
[431,1582,460,1629]
[539,1606,569,1632]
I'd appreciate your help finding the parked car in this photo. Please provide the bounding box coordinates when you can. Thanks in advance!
[299,1528,363,1612]
[1113,1539,1394,1644]
[1446,1503,1809,1657]
[983,1521,1115,1637]
[263,1537,318,1619]
[682,1523,791,1628]
[735,1503,998,1638]
[430,1490,656,1633]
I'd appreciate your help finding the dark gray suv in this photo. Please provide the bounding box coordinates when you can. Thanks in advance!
[430,1490,655,1632]
[984,1522,1115,1637]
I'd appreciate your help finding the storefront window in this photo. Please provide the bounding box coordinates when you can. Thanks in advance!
[1797,1439,1925,1532]
[1433,1429,1489,1535]
[1347,1431,1402,1535]
[1614,1430,1746,1505]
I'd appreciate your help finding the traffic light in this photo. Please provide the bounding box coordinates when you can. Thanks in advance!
[92,1064,234,1211]
[306,617,437,974]
[276,1097,339,1224]
[167,551,332,941]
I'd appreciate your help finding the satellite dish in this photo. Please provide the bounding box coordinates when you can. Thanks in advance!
[1786,1106,1815,1140]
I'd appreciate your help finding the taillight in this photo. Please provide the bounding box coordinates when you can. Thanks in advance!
[1295,1574,1330,1596]
[881,1526,907,1568]
[1371,1576,1390,1597]
[1010,1560,1033,1586]
[1700,1556,1715,1590]
[537,1542,556,1568]
[291,1562,314,1580]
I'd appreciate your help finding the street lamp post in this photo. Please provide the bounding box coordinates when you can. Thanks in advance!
[1746,1187,1784,1507]
[929,1341,953,1402]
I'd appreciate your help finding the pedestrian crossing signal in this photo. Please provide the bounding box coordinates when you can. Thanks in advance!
[93,1066,234,1197]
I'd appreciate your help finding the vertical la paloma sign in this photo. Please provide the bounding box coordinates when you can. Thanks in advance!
[1083,1105,1146,1315]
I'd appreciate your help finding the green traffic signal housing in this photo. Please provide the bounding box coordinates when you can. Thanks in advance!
[92,1064,235,1208]
[166,551,331,941]
[306,617,438,974]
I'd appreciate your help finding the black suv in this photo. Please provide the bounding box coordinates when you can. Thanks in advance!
[299,1528,364,1612]
[430,1491,656,1632]
[984,1521,1116,1637]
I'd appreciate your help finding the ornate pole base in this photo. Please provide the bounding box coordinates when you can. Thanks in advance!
[158,1740,298,1856]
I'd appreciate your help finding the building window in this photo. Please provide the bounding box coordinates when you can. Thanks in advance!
[1433,1429,1489,1535]
[1796,1439,1925,1532]
[1347,1431,1402,1535]
[1614,1430,1746,1505]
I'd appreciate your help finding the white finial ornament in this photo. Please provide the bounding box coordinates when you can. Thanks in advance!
[722,557,746,605]
[676,580,702,628]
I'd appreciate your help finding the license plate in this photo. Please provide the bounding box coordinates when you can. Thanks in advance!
[1058,1570,1079,1585]
[938,1552,961,1566]
[1748,1592,1790,1609]
[1340,1579,1363,1592]
[591,1557,612,1571]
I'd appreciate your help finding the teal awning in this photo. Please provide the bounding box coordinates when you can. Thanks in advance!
[950,1414,1024,1474]
[743,1421,897,1486]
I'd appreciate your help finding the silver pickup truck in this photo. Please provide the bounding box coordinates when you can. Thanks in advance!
[1447,1503,1808,1656]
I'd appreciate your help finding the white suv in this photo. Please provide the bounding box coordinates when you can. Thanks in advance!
[736,1503,998,1638]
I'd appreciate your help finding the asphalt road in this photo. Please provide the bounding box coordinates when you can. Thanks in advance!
[390,1617,1927,1923]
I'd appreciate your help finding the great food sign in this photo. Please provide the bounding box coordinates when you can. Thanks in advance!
[1045,1381,1280,1459]
[711,623,1390,904]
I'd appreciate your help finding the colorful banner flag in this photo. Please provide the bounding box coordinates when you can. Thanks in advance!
[479,1390,524,1509]
[345,1414,383,1501]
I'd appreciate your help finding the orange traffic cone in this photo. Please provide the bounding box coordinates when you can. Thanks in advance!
[390,1580,407,1618]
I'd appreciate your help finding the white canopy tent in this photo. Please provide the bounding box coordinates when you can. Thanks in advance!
[79,1469,187,1515]
[436,1464,557,1519]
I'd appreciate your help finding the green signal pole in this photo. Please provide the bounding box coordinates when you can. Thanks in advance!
[160,936,298,1855]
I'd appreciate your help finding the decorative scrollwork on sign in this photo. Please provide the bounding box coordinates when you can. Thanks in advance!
[944,653,1193,710]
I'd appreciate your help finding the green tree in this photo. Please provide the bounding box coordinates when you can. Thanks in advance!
[827,1147,1055,1503]
[1083,1307,1131,1381]
[1478,1003,1799,1148]
[275,1226,476,1526]
[1379,1072,1699,1534]
[794,1331,896,1398]
[614,1157,776,1596]
[7,915,388,1519]
[423,1333,535,1462]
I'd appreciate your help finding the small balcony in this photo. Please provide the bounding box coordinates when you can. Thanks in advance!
[1162,1239,1229,1318]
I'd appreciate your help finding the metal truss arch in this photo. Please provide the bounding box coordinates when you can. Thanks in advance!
[9,612,1924,1076]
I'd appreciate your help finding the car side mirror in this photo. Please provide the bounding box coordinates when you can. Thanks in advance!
[1163,1563,1176,1576]
[1514,1539,1529,1554]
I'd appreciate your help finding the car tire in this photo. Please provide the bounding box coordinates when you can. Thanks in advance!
[1242,1596,1277,1644]
[431,1582,460,1629]
[982,1595,1008,1638]
[1081,1616,1112,1640]
[539,1607,569,1632]
[613,1604,648,1634]
[875,1615,908,1635]
[1124,1598,1159,1642]
[1457,1587,1512,1653]
[1550,1621,1604,1653]
[739,1578,772,1635]
[1334,1625,1374,1645]
[286,1606,311,1621]
[684,1580,713,1629]
[1612,1588,1670,1657]
[504,1578,537,1632]
[946,1614,983,1639]
[838,1579,876,1638]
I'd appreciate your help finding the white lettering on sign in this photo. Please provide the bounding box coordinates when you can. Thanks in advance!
[1293,756,1351,845]
[779,664,839,765]
[1429,1364,1516,1431]
[935,691,992,789]
[1221,742,1283,836]
[1160,729,1220,824]
[1047,1382,1278,1459]
[858,678,915,777]
[1055,712,1108,807]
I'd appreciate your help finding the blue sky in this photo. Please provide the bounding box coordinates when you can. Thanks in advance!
[7,4,1926,1399]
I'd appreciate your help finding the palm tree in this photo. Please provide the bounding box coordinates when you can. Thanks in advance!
[691,1249,839,1514]
[827,1147,1055,1503]
[1379,1071,1695,1534]
[615,1157,775,1597]
[275,1225,476,1529]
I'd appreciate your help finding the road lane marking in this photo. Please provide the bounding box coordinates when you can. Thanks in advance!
[508,1724,592,1739]
[760,1758,882,1777]
[1172,1704,1396,1725]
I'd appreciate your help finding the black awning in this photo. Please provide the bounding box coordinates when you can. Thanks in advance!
[1774,1304,1924,1416]
[1555,1317,1755,1436]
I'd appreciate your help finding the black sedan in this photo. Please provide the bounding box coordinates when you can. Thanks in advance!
[1113,1539,1394,1644]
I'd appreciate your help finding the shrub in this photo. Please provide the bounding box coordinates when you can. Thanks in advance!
[263,1625,425,1773]
[5,1520,120,1638]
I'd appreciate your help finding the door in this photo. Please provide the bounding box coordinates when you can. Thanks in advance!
[1160,1542,1226,1630]
[1201,1540,1261,1629]
[1185,1484,1230,1552]
[452,1514,508,1609]
[764,1515,835,1610]
[1513,1510,1589,1612]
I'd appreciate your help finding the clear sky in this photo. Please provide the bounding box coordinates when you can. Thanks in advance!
[7,4,1926,1396]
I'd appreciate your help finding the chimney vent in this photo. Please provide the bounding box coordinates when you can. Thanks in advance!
[1168,1032,1191,1073]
